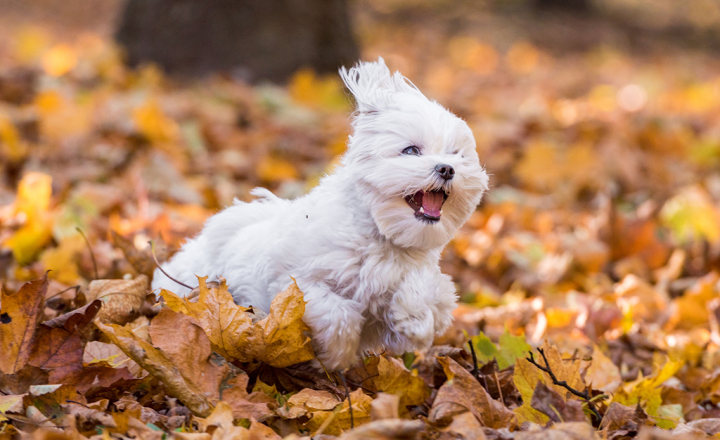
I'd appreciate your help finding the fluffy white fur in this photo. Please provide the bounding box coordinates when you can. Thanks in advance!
[152,58,489,371]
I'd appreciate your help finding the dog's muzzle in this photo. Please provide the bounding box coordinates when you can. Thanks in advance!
[405,189,449,223]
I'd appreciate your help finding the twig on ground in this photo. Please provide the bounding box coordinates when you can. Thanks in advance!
[494,368,504,405]
[149,240,194,290]
[76,227,98,280]
[527,348,602,424]
[46,285,81,300]
[338,370,354,429]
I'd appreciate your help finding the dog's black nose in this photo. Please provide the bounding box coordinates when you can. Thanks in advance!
[435,164,455,180]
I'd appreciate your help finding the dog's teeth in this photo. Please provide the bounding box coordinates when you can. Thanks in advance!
[440,210,443,215]
[419,207,424,213]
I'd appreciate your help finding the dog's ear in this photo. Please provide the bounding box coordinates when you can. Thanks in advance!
[339,57,423,113]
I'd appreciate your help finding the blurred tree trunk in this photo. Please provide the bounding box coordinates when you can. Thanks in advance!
[115,0,359,83]
[532,0,591,13]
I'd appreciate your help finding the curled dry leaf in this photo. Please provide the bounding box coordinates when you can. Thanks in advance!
[87,275,149,325]
[371,356,430,412]
[83,341,144,378]
[96,315,216,417]
[337,419,425,440]
[429,357,514,429]
[0,274,48,374]
[304,388,373,436]
[111,231,163,277]
[161,277,315,367]
[276,388,339,419]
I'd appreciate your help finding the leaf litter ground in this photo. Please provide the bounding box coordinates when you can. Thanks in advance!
[4,2,720,439]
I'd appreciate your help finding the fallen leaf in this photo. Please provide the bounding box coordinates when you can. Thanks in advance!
[304,388,372,436]
[87,275,149,324]
[96,316,216,417]
[23,383,80,420]
[337,419,425,440]
[515,422,600,440]
[161,278,315,367]
[530,382,587,423]
[0,274,48,374]
[441,411,487,440]
[3,172,54,265]
[160,276,254,359]
[513,343,585,425]
[584,344,621,393]
[371,356,429,411]
[371,393,400,421]
[429,357,514,429]
[83,341,143,378]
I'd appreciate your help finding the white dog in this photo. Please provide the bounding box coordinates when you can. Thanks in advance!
[152,58,489,371]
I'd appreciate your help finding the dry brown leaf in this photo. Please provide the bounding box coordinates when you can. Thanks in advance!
[513,343,585,425]
[515,422,600,440]
[371,393,400,421]
[27,299,102,383]
[95,317,216,417]
[161,277,315,367]
[83,341,143,378]
[304,388,372,436]
[371,356,429,411]
[241,280,316,367]
[440,411,487,440]
[337,419,425,440]
[111,231,159,277]
[221,373,274,421]
[160,276,254,359]
[87,275,148,325]
[0,274,48,374]
[429,357,514,429]
[530,382,587,424]
[584,344,621,393]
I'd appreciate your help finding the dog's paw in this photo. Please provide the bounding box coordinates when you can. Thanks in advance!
[391,311,434,353]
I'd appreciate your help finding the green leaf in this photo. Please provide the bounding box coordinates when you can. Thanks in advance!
[469,332,498,365]
[496,328,531,370]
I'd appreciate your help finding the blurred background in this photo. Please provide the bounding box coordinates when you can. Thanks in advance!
[2,0,720,362]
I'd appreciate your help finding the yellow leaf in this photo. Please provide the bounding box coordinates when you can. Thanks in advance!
[133,99,179,144]
[0,395,24,422]
[661,185,720,244]
[39,234,86,285]
[289,68,349,111]
[13,27,50,62]
[0,113,26,161]
[161,277,315,367]
[41,44,77,77]
[257,156,299,183]
[160,277,254,360]
[513,343,585,425]
[304,389,372,436]
[612,357,683,418]
[372,356,430,411]
[3,172,54,265]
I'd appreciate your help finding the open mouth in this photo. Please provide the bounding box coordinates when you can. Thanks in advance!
[405,189,449,223]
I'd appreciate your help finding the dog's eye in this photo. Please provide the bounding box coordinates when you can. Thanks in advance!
[402,146,421,156]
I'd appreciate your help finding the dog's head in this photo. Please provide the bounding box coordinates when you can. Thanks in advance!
[339,58,488,249]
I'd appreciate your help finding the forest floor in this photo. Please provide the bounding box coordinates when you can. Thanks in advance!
[3,1,720,439]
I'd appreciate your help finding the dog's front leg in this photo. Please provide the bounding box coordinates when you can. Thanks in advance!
[387,271,457,354]
[302,283,365,371]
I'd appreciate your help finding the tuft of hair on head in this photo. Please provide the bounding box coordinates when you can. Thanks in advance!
[339,57,425,113]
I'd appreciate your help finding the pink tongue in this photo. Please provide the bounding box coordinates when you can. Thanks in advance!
[422,191,443,217]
